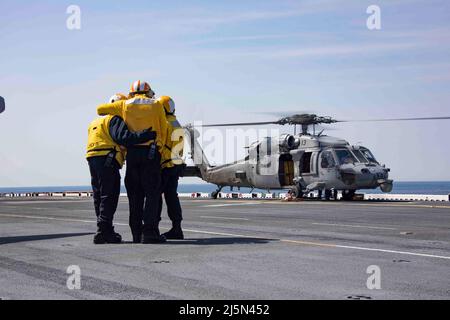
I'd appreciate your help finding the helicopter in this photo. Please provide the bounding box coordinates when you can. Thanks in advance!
[182,113,450,200]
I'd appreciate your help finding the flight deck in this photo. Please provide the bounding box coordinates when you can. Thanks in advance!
[0,197,449,299]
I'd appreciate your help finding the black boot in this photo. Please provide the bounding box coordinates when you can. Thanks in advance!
[163,226,184,240]
[93,231,122,244]
[110,226,122,242]
[130,224,143,243]
[130,225,143,243]
[142,228,166,244]
[94,224,122,244]
[132,233,142,244]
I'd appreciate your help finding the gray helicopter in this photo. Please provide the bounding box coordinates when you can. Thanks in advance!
[182,114,450,200]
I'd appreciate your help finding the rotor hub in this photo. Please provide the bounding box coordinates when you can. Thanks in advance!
[277,114,338,126]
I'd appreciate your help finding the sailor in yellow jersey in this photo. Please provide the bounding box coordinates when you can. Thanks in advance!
[96,81,168,244]
[157,96,185,239]
[87,93,156,244]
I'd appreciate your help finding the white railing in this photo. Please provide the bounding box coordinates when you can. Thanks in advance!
[1,191,449,202]
[364,193,449,202]
[0,192,92,198]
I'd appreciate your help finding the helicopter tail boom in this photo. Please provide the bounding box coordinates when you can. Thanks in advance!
[184,126,212,179]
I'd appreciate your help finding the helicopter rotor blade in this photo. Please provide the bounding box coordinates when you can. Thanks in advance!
[201,121,278,127]
[254,110,312,117]
[199,115,450,128]
[339,116,450,123]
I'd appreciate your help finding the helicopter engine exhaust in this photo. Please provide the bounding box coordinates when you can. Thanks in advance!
[279,134,296,151]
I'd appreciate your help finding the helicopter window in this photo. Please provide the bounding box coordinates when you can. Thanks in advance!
[352,150,367,163]
[360,148,378,163]
[320,151,335,168]
[335,149,357,165]
[300,152,312,173]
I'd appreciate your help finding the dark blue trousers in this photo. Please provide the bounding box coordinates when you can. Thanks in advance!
[88,156,121,232]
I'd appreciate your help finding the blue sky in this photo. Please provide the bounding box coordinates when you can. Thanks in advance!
[1,0,450,186]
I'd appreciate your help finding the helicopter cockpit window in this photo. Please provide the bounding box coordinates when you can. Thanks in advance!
[321,151,336,168]
[352,149,368,163]
[360,148,378,164]
[335,149,357,165]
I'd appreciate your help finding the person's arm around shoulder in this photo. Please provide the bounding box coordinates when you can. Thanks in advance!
[109,116,156,147]
[97,100,125,117]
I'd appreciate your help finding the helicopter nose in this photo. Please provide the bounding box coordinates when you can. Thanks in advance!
[364,168,388,181]
[356,166,388,186]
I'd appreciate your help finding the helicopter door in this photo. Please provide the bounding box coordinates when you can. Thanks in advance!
[278,154,294,186]
[255,137,276,176]
[318,150,338,186]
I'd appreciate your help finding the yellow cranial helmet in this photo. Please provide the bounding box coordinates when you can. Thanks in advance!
[109,93,127,103]
[158,96,175,115]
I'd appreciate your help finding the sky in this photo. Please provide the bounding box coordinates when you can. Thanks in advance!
[0,0,450,187]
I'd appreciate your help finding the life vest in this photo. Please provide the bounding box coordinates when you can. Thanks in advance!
[86,116,124,167]
[161,114,184,169]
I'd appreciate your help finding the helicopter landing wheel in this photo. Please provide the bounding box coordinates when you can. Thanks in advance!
[324,189,332,201]
[211,186,223,199]
[341,190,356,201]
[318,190,323,200]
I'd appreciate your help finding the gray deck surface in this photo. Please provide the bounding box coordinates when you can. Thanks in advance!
[0,198,449,300]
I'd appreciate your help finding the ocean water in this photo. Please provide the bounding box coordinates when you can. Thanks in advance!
[1,181,450,195]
